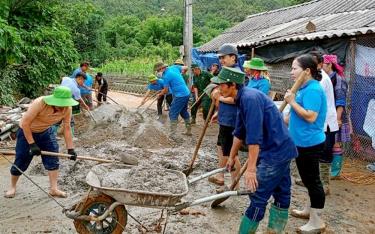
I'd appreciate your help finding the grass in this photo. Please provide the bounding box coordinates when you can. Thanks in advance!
[97,56,172,77]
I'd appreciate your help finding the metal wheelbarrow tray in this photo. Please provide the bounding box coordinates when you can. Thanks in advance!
[86,163,189,208]
[65,164,251,234]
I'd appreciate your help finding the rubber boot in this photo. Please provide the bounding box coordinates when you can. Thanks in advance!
[320,162,331,195]
[157,115,162,121]
[170,120,178,136]
[297,208,326,233]
[169,120,183,143]
[239,215,259,234]
[71,126,75,136]
[71,126,79,141]
[183,119,192,136]
[291,204,310,219]
[331,146,343,178]
[267,204,288,234]
[190,117,196,125]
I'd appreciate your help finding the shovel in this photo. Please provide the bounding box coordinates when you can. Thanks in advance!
[189,92,206,111]
[139,96,159,114]
[211,160,248,207]
[88,87,120,105]
[183,100,216,176]
[136,91,160,110]
[0,150,138,165]
[84,109,97,124]
[210,70,308,208]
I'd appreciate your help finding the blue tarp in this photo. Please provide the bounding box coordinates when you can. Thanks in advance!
[192,48,246,71]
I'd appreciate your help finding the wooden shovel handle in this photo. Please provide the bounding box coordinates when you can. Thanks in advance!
[189,92,206,110]
[229,159,248,190]
[41,151,114,163]
[186,101,216,172]
[143,96,159,111]
[278,70,308,112]
[0,150,114,163]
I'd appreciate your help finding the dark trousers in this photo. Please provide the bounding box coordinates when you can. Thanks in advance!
[320,127,337,163]
[190,99,201,120]
[157,94,173,116]
[11,128,59,176]
[296,143,325,209]
[245,160,292,222]
[97,88,108,102]
[169,95,190,121]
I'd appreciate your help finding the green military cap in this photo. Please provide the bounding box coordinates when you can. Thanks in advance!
[191,63,200,69]
[210,67,245,84]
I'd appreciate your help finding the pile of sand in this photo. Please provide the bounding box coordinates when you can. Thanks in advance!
[91,104,124,125]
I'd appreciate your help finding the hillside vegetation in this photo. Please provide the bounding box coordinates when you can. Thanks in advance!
[0,0,309,104]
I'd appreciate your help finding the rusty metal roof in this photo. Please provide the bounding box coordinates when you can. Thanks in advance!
[199,0,375,52]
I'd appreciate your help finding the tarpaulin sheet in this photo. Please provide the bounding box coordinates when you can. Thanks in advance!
[192,48,246,71]
[351,45,375,136]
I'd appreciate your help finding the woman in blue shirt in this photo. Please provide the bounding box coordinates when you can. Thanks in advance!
[284,54,327,233]
[243,57,271,95]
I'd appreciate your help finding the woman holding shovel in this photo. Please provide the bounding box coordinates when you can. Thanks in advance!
[285,54,327,233]
[4,86,78,199]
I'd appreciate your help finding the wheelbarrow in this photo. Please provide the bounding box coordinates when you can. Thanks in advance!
[64,164,251,234]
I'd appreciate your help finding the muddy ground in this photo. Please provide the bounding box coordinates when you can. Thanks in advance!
[0,91,374,234]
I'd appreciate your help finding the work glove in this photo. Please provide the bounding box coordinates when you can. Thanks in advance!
[67,149,77,161]
[29,143,41,157]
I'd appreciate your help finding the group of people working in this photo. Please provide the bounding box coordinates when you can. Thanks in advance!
[4,42,348,234]
[4,63,110,199]
[143,43,347,233]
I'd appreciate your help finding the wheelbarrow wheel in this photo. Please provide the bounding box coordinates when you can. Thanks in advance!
[73,191,127,234]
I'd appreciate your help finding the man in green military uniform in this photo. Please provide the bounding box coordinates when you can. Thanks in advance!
[190,64,213,124]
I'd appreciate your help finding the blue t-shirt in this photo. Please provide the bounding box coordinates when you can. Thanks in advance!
[70,68,82,79]
[79,73,93,95]
[218,64,241,127]
[169,65,183,74]
[162,67,190,97]
[247,77,271,95]
[61,77,81,100]
[148,79,165,91]
[233,87,298,164]
[289,79,327,147]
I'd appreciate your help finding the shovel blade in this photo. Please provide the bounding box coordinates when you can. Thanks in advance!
[182,167,193,176]
[210,197,230,208]
[119,154,139,165]
[210,186,231,208]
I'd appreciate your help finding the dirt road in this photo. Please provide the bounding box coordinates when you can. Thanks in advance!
[0,92,374,234]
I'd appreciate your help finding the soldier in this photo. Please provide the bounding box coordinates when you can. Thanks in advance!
[190,64,213,124]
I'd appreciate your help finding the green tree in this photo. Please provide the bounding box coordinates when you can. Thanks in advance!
[57,2,107,66]
[0,0,78,104]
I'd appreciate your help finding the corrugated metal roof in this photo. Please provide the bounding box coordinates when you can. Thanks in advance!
[199,0,375,52]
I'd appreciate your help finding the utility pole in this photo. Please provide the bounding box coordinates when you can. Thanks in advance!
[183,0,193,87]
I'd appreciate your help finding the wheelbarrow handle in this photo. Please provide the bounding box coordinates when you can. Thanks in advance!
[174,190,252,211]
[187,167,234,185]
